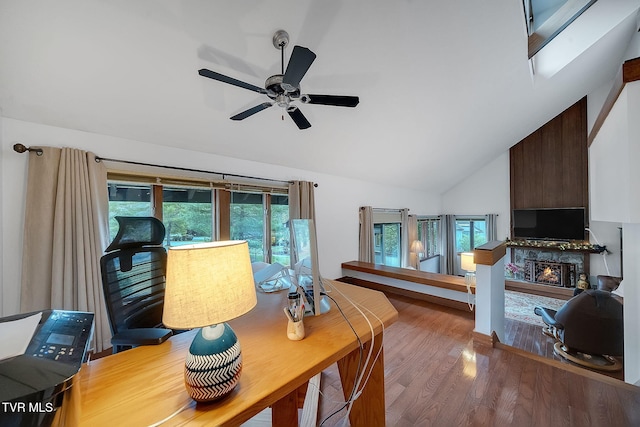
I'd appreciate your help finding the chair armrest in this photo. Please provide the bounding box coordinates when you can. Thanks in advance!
[534,306,564,329]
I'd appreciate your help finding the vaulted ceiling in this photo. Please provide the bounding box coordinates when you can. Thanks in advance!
[1,1,638,192]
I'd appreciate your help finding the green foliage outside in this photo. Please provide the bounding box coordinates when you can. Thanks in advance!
[384,224,399,258]
[163,202,212,245]
[108,188,289,263]
[230,202,290,264]
[231,203,264,261]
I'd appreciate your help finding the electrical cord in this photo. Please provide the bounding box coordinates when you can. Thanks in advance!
[586,227,612,275]
[320,282,383,425]
[147,400,193,426]
[318,292,364,426]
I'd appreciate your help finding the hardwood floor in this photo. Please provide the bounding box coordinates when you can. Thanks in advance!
[316,292,640,427]
[501,317,624,382]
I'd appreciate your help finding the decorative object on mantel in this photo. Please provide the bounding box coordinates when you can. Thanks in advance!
[505,238,606,253]
[505,262,523,280]
[576,273,590,290]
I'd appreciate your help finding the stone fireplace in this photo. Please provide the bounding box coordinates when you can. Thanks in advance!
[511,248,585,288]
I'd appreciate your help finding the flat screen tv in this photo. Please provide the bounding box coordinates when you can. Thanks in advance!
[512,208,586,241]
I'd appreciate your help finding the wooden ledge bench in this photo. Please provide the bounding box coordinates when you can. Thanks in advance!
[340,261,474,312]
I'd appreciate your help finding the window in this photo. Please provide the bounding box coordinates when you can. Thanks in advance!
[162,187,213,246]
[417,217,441,259]
[230,192,265,261]
[107,181,288,264]
[107,183,152,239]
[270,195,290,266]
[108,183,215,247]
[524,0,597,58]
[230,192,289,264]
[455,217,488,253]
[453,217,488,276]
[374,223,401,267]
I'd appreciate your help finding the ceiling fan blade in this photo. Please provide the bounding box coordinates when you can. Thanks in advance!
[287,107,311,129]
[303,94,360,107]
[283,46,316,89]
[198,69,267,94]
[230,102,273,120]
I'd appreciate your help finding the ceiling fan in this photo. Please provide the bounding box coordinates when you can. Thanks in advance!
[198,30,359,130]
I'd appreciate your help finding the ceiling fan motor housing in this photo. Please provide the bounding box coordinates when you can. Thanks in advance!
[265,74,299,100]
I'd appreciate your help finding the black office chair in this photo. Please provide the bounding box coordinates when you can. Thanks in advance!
[534,286,623,371]
[100,216,172,353]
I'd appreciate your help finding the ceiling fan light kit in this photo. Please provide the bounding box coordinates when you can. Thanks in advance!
[198,30,359,129]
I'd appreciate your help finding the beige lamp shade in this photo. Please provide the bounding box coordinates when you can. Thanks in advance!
[410,240,425,254]
[163,240,257,329]
[460,252,476,272]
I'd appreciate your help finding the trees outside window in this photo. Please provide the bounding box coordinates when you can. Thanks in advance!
[107,182,288,264]
[374,223,401,267]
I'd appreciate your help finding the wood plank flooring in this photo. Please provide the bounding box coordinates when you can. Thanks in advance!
[316,292,640,427]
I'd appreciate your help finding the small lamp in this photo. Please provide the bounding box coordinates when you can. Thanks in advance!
[411,240,425,270]
[460,252,476,288]
[163,240,257,402]
[461,252,476,311]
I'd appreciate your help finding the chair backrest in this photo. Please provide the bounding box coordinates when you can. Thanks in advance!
[100,217,167,335]
[555,289,623,356]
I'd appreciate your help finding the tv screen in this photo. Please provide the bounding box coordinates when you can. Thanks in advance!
[512,208,585,241]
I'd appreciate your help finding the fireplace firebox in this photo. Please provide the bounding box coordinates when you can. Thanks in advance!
[524,259,576,287]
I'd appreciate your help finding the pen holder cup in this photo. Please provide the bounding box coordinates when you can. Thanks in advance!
[287,319,305,341]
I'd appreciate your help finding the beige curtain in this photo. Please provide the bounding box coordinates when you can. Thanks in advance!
[288,181,316,220]
[358,206,374,263]
[407,215,418,268]
[21,147,111,352]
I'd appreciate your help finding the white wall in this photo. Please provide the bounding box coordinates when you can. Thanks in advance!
[441,151,511,240]
[0,117,441,317]
[621,224,640,384]
[590,81,640,385]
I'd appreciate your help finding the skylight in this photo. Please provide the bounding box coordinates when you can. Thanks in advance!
[524,0,598,58]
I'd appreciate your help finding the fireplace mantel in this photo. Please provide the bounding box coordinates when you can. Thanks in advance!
[506,239,606,254]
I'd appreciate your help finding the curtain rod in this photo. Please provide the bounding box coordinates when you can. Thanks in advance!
[13,143,318,188]
[95,156,295,186]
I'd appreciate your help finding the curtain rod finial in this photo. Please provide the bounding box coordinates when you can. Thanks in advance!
[13,143,43,156]
[13,143,27,153]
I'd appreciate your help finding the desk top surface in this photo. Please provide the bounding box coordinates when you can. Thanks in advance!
[79,280,397,426]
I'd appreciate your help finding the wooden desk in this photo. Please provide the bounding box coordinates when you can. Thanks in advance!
[79,280,398,426]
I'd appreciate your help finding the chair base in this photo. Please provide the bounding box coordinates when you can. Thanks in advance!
[553,342,623,372]
[541,325,560,340]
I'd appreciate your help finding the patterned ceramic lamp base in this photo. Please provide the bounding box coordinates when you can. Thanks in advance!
[184,323,242,402]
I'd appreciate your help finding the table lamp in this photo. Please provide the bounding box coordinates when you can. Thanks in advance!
[460,252,476,288]
[461,252,476,310]
[163,240,257,402]
[411,240,425,270]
